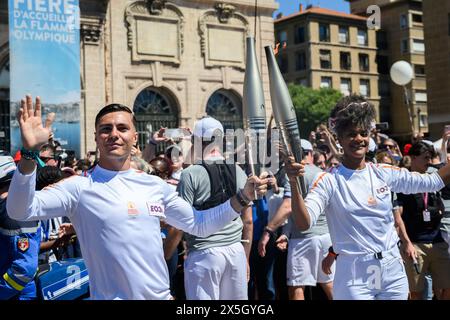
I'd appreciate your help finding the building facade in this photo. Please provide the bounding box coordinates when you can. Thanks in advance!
[0,0,278,155]
[422,0,450,138]
[348,0,430,141]
[274,5,380,119]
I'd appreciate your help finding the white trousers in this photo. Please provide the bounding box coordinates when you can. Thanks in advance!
[184,242,247,300]
[333,246,408,300]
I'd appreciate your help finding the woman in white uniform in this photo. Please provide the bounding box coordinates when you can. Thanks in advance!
[284,95,450,300]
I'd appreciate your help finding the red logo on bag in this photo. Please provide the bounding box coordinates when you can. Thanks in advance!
[17,238,29,252]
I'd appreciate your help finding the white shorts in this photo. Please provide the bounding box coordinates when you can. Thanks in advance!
[333,246,408,300]
[184,242,247,300]
[287,233,334,287]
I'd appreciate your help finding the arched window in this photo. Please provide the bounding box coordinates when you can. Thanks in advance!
[133,87,179,150]
[206,89,243,130]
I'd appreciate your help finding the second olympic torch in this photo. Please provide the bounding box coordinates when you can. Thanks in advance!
[243,36,267,178]
[264,45,307,197]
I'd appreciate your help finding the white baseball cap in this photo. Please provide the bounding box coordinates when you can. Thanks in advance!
[0,155,16,183]
[193,117,224,139]
[368,137,377,152]
[300,139,313,151]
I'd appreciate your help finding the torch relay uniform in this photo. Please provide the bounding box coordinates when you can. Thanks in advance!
[6,165,242,300]
[305,163,445,300]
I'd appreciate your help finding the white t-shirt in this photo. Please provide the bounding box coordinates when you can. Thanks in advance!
[305,163,445,255]
[7,165,240,300]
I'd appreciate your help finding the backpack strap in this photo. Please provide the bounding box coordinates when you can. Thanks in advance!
[195,162,237,210]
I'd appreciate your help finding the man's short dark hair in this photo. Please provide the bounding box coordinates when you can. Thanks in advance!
[95,103,137,128]
[408,141,436,158]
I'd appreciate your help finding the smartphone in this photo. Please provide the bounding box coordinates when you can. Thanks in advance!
[164,128,188,140]
[376,122,389,131]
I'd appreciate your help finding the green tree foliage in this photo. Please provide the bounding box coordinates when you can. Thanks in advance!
[288,84,343,137]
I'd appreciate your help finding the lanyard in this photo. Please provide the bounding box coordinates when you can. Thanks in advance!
[423,192,428,210]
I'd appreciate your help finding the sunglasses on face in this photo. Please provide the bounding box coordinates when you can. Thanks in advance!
[39,156,55,163]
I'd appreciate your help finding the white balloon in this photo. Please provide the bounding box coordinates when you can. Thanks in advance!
[390,60,414,86]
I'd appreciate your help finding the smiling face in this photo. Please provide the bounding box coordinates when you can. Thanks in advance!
[95,111,138,170]
[339,126,370,162]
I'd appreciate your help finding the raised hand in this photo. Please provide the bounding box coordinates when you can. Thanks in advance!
[151,127,169,144]
[17,95,54,150]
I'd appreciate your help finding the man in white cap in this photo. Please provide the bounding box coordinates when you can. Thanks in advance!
[177,116,254,300]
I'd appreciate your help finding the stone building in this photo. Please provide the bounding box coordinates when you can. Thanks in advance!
[422,0,450,138]
[348,0,432,140]
[0,0,278,155]
[274,4,380,120]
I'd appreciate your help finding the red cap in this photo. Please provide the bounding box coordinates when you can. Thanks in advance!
[13,150,21,163]
[403,143,412,155]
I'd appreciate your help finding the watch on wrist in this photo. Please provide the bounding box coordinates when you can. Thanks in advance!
[236,189,251,207]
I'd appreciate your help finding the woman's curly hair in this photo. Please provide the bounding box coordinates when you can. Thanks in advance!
[329,94,376,138]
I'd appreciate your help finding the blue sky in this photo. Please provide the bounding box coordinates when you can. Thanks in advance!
[274,0,350,17]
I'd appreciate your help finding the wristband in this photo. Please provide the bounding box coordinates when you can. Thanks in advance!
[264,226,276,238]
[21,148,45,168]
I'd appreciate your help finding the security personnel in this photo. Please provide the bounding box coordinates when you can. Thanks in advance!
[0,152,40,300]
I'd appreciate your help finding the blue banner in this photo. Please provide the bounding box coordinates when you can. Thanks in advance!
[9,0,81,157]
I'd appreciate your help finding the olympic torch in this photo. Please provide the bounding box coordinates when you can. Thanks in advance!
[264,45,307,197]
[243,37,267,179]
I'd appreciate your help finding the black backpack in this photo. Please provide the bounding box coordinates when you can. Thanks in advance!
[194,162,237,211]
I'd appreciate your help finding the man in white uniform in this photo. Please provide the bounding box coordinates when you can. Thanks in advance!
[6,96,267,300]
